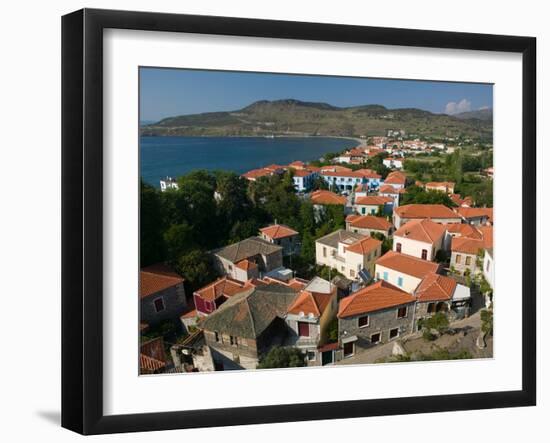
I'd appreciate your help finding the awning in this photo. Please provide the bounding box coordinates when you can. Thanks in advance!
[341,335,358,344]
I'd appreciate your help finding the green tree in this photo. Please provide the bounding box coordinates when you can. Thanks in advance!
[257,347,306,369]
[480,309,493,336]
[164,223,195,262]
[140,180,166,266]
[175,249,219,292]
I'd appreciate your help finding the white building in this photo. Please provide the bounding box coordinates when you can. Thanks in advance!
[292,169,318,192]
[383,157,404,169]
[392,219,446,261]
[160,177,179,191]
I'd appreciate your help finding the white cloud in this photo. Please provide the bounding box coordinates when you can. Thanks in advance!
[478,105,489,110]
[445,98,472,115]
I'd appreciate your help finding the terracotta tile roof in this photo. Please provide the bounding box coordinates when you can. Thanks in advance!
[379,184,405,194]
[288,160,306,169]
[384,171,407,185]
[259,224,299,239]
[425,181,455,190]
[450,194,473,207]
[355,196,393,206]
[292,168,316,177]
[318,342,339,352]
[477,226,493,249]
[451,237,485,255]
[236,259,258,271]
[241,168,274,180]
[264,164,286,172]
[345,236,382,255]
[346,214,393,231]
[287,290,333,317]
[354,168,381,179]
[375,250,440,279]
[310,190,347,205]
[415,273,457,302]
[140,264,184,299]
[456,207,494,223]
[194,276,246,302]
[394,204,460,220]
[140,337,166,373]
[338,280,415,318]
[348,148,367,156]
[394,219,446,244]
[180,308,198,319]
[444,223,483,239]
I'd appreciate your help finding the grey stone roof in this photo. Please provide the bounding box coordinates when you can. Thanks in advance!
[213,237,282,264]
[199,283,298,339]
[315,229,365,249]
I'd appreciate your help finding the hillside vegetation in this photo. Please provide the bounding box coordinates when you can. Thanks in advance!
[141,99,493,140]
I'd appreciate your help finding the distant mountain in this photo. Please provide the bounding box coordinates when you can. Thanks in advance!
[453,108,493,121]
[140,99,492,140]
[140,120,157,126]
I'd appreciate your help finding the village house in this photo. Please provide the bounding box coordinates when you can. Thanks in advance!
[241,166,284,181]
[315,229,382,280]
[345,214,394,238]
[354,195,394,215]
[291,168,318,192]
[259,224,300,256]
[456,207,493,225]
[337,280,416,356]
[375,250,441,293]
[443,223,483,250]
[320,167,383,192]
[159,176,179,192]
[393,204,462,228]
[212,237,283,282]
[378,184,405,207]
[392,218,446,261]
[199,283,299,370]
[425,181,455,194]
[450,193,473,207]
[383,171,407,190]
[413,272,471,323]
[450,237,485,275]
[382,157,404,169]
[285,277,338,366]
[310,189,347,206]
[193,276,249,317]
[335,147,367,164]
[140,264,187,328]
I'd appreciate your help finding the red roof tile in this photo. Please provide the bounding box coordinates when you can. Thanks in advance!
[260,224,298,239]
[394,219,446,244]
[194,276,246,302]
[345,236,382,255]
[310,190,347,205]
[415,273,457,302]
[384,171,407,185]
[287,290,333,317]
[376,251,440,279]
[355,196,393,206]
[140,264,184,299]
[394,204,460,220]
[346,214,393,231]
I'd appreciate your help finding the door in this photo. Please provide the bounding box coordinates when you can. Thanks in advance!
[322,350,334,366]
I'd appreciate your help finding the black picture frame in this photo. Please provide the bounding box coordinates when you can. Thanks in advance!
[62,8,536,435]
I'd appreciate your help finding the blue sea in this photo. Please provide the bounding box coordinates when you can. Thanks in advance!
[140,136,357,187]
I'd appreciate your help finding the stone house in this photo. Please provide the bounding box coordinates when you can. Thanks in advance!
[259,224,300,256]
[315,229,382,280]
[212,237,283,282]
[393,204,462,228]
[337,280,416,357]
[346,214,394,238]
[392,218,446,261]
[199,283,299,370]
[284,277,338,366]
[140,264,187,328]
[374,250,441,293]
[450,237,484,275]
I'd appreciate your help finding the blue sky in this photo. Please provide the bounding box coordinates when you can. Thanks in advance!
[140,67,493,122]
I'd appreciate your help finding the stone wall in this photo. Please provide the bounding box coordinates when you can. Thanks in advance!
[140,283,187,327]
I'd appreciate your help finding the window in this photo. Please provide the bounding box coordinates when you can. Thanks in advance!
[358,315,369,328]
[396,242,402,253]
[153,297,165,313]
[350,269,355,278]
[230,336,238,346]
[323,247,327,258]
[465,256,472,266]
[383,271,388,281]
[397,306,407,318]
[397,276,403,287]
[371,333,381,344]
[389,328,399,339]
[306,351,316,361]
[427,303,436,313]
[361,207,366,215]
[228,264,233,271]
[298,322,310,337]
[421,249,428,260]
[456,254,462,264]
[343,341,355,357]
[486,260,490,271]
[214,331,220,342]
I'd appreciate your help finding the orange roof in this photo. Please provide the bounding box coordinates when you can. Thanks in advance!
[451,237,485,255]
[415,273,457,302]
[260,224,299,239]
[444,223,483,239]
[354,168,381,179]
[376,251,440,279]
[450,194,473,207]
[425,181,455,189]
[180,308,198,319]
[338,280,415,318]
[456,207,493,223]
[355,196,393,206]
[348,148,367,156]
[194,276,246,302]
[242,168,273,180]
[346,214,393,231]
[140,337,166,372]
[345,236,382,255]
[394,219,446,244]
[292,168,316,177]
[140,264,184,299]
[310,190,347,205]
[287,290,333,317]
[236,259,258,271]
[320,165,353,173]
[395,204,460,220]
[379,184,405,194]
[384,171,407,185]
[288,160,306,169]
[477,226,493,249]
[264,164,286,172]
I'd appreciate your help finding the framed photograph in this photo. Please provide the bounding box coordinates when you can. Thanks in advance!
[62,8,536,435]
